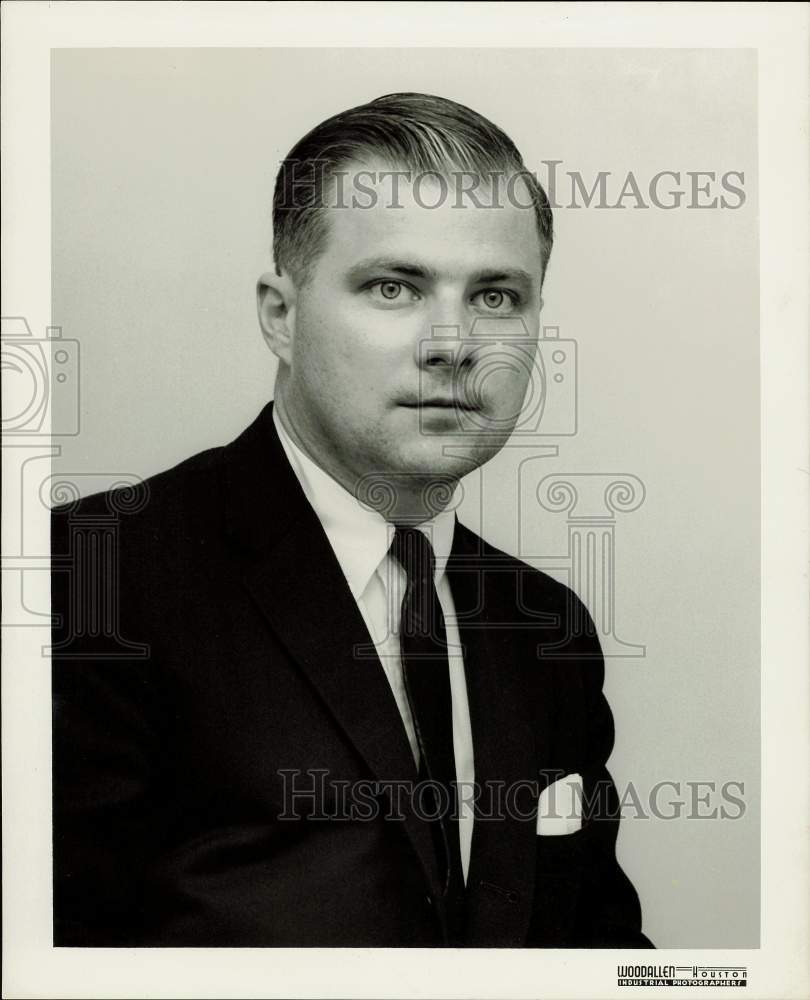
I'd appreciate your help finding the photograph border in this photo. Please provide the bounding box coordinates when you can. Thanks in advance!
[2,3,808,999]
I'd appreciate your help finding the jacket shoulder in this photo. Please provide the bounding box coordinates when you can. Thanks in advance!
[454,518,603,678]
[50,444,225,531]
[454,518,582,612]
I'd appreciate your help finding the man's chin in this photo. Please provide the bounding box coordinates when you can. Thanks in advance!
[390,436,507,479]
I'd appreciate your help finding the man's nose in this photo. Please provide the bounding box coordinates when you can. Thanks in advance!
[417,321,478,371]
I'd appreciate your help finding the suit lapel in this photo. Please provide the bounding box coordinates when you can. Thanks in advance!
[448,523,553,947]
[222,403,557,931]
[223,403,445,898]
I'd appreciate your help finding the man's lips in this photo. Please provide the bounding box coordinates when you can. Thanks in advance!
[398,398,480,412]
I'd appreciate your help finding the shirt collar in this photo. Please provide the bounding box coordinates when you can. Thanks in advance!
[272,406,457,600]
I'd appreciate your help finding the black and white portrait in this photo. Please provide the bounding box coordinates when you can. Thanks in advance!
[3,6,807,1000]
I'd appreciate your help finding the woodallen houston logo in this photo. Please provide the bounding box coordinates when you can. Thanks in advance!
[617,964,748,987]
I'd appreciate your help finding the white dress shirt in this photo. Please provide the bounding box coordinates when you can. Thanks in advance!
[272,408,475,882]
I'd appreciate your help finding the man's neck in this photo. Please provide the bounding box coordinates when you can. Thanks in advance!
[271,394,458,526]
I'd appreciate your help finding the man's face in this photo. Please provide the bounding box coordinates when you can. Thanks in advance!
[270,159,545,495]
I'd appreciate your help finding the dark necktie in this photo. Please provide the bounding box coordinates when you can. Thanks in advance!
[389,525,466,943]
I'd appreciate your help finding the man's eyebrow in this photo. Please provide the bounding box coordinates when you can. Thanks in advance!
[470,268,536,287]
[345,258,438,281]
[345,259,537,286]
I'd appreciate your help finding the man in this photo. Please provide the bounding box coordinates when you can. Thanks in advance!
[52,93,652,948]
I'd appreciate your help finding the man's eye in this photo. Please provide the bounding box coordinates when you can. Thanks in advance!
[367,280,416,302]
[474,289,517,312]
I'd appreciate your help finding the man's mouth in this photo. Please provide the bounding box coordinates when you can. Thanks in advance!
[399,398,480,412]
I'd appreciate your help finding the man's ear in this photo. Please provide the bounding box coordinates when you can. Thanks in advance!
[257,270,297,365]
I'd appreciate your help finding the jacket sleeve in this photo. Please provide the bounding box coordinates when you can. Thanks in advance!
[526,584,654,949]
[570,667,654,948]
[51,499,168,946]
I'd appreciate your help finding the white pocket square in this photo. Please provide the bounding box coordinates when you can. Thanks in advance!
[536,773,583,836]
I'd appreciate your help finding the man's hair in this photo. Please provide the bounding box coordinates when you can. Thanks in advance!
[272,92,553,286]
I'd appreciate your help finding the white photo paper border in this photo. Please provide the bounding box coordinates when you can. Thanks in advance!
[2,3,808,998]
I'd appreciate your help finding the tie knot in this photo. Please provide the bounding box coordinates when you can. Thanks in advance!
[390,525,436,585]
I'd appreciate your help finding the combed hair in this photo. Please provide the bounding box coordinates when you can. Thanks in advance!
[272,92,553,285]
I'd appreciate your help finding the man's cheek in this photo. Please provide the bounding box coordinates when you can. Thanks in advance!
[467,362,531,412]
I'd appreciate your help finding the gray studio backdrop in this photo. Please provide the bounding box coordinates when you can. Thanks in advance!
[51,47,759,949]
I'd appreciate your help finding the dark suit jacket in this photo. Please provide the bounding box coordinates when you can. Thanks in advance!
[51,401,652,948]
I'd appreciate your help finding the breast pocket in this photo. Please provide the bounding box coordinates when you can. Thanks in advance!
[528,822,591,947]
[535,820,590,874]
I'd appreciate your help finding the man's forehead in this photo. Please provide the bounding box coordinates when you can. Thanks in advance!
[321,158,543,274]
